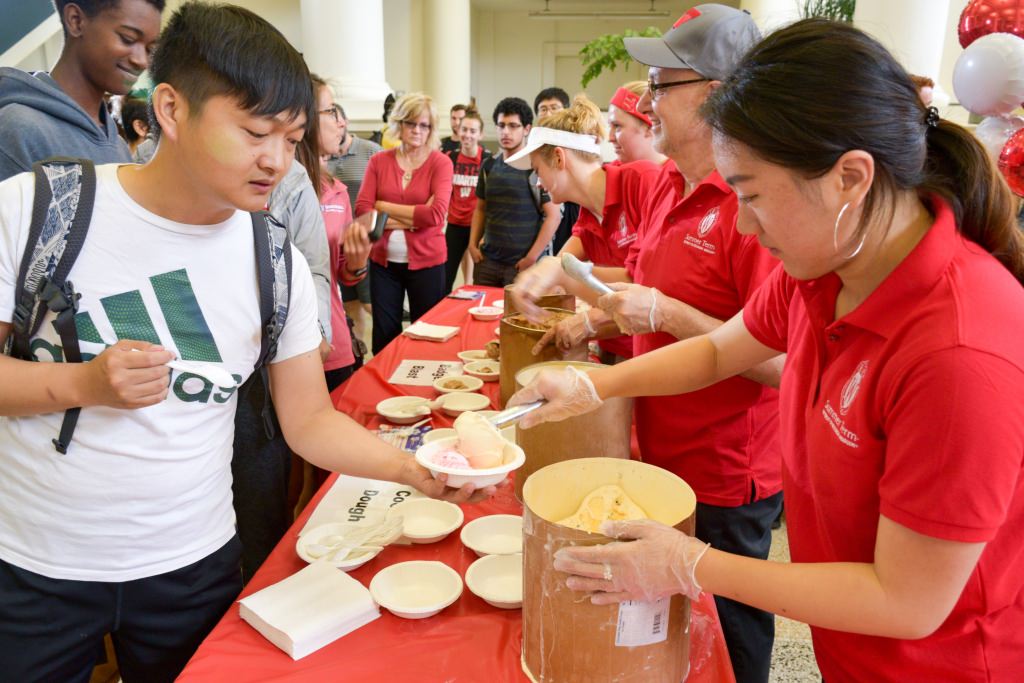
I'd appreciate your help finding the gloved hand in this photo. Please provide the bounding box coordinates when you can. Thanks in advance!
[552,519,710,605]
[506,365,602,428]
[508,255,569,322]
[597,282,661,335]
[532,310,595,355]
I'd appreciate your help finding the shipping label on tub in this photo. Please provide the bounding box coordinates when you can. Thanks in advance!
[615,598,670,647]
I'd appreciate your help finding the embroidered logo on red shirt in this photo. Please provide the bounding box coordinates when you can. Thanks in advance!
[840,360,868,415]
[673,7,701,28]
[698,207,719,236]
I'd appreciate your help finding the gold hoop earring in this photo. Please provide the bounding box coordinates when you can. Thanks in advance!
[832,202,866,260]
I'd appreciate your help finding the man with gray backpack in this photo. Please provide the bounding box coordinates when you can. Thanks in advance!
[0,4,487,681]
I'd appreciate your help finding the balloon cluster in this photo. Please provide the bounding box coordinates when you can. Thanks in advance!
[956,1,1024,194]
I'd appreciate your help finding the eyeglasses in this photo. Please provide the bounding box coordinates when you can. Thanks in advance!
[319,106,340,122]
[647,77,711,97]
[401,120,433,132]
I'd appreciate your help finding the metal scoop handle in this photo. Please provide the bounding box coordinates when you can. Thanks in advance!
[488,401,544,429]
[561,253,613,295]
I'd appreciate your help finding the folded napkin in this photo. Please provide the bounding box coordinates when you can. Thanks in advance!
[403,321,460,342]
[239,562,379,660]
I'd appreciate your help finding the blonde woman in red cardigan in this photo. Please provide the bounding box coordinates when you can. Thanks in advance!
[355,92,453,353]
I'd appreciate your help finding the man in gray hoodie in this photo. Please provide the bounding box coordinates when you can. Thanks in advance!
[0,0,163,181]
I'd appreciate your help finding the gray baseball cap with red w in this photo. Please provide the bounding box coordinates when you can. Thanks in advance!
[624,4,760,81]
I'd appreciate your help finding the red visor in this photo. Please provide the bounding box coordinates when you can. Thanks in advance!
[610,87,652,127]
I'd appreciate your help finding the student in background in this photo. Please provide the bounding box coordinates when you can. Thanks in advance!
[608,81,666,166]
[441,102,467,155]
[534,87,578,254]
[0,0,163,181]
[120,95,156,162]
[444,107,491,292]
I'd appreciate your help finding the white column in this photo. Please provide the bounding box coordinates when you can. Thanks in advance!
[740,0,801,32]
[854,0,952,87]
[423,0,472,118]
[300,0,391,125]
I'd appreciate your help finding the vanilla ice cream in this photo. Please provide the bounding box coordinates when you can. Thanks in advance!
[557,485,647,533]
[452,412,506,469]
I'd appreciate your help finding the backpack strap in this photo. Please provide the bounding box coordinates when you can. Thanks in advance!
[250,210,292,439]
[8,158,97,454]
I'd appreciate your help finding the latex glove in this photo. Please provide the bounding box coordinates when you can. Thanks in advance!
[597,282,661,335]
[553,519,710,605]
[532,310,594,355]
[506,366,602,428]
[509,255,569,322]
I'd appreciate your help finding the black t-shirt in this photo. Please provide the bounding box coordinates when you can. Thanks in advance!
[440,137,461,154]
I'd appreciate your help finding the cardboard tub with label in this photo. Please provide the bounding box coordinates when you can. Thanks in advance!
[521,457,697,683]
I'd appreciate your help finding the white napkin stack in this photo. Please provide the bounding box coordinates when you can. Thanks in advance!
[403,321,460,342]
[239,561,379,660]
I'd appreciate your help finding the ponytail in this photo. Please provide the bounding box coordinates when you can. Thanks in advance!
[922,121,1024,283]
[536,93,606,165]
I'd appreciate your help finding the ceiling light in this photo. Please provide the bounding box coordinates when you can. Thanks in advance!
[528,0,669,20]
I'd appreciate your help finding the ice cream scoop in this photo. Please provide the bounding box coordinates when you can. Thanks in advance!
[561,253,613,295]
[453,411,507,469]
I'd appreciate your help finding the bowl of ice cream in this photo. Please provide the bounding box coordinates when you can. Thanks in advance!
[462,360,500,382]
[385,497,464,544]
[433,375,484,394]
[369,561,463,619]
[439,391,491,417]
[414,412,525,488]
[465,553,523,609]
[376,396,430,424]
[460,514,523,556]
[469,306,503,321]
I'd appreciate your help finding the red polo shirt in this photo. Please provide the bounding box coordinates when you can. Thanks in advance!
[744,197,1024,680]
[356,149,453,270]
[572,161,661,359]
[626,164,781,506]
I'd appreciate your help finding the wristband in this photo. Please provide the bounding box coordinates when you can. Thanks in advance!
[347,265,369,278]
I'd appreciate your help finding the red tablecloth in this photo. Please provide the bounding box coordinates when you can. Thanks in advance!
[178,287,735,683]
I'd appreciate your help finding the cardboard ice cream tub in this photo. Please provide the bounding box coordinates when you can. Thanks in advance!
[499,309,587,407]
[521,457,697,683]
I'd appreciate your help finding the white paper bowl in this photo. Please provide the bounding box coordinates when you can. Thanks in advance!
[415,436,525,488]
[295,523,384,571]
[423,427,457,444]
[433,375,484,394]
[465,553,523,609]
[490,299,505,309]
[376,396,429,424]
[460,514,523,557]
[439,392,491,417]
[469,306,503,321]
[457,349,489,363]
[370,561,463,619]
[385,497,464,543]
[462,360,500,382]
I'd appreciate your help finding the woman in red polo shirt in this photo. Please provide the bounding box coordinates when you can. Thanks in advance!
[505,95,661,361]
[607,82,666,166]
[512,20,1024,681]
[355,92,453,354]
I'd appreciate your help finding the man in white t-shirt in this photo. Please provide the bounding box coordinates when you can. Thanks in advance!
[0,5,488,682]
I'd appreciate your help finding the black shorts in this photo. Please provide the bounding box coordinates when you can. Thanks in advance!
[340,272,371,305]
[0,535,242,683]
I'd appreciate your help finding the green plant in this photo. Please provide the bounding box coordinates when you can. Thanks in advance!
[800,0,856,22]
[579,27,662,88]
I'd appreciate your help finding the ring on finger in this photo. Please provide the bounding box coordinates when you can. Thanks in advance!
[602,562,613,582]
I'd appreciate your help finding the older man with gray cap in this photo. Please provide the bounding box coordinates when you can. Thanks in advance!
[509,6,782,681]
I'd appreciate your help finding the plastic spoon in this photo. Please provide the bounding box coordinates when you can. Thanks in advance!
[561,252,613,295]
[130,349,236,387]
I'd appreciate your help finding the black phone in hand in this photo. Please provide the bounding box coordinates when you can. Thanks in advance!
[368,211,389,242]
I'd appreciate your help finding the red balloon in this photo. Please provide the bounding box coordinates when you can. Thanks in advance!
[959,0,1024,48]
[998,127,1024,195]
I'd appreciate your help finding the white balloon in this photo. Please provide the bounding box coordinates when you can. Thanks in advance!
[975,115,1024,162]
[953,32,1024,117]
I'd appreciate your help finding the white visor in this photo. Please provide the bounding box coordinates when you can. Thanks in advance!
[504,127,602,170]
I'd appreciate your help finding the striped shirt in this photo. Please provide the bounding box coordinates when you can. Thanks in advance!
[327,135,382,210]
